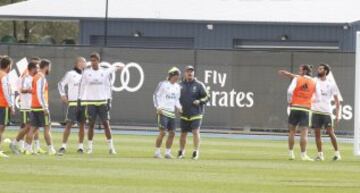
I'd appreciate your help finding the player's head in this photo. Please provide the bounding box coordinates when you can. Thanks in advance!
[0,55,8,60]
[299,64,312,76]
[317,63,331,77]
[184,65,195,81]
[39,59,52,75]
[90,52,100,69]
[0,56,13,73]
[75,57,86,70]
[27,62,38,76]
[168,67,180,83]
[30,57,41,64]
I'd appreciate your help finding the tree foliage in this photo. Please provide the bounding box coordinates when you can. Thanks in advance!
[0,0,79,44]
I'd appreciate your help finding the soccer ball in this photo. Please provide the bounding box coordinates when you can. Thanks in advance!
[3,138,11,144]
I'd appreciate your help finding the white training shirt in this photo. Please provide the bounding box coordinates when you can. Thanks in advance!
[1,74,13,107]
[153,80,182,114]
[103,66,113,100]
[312,77,338,114]
[79,66,117,102]
[287,77,297,104]
[19,75,33,110]
[58,69,82,102]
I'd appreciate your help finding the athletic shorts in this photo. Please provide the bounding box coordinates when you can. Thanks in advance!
[66,106,86,123]
[30,110,51,128]
[180,119,202,133]
[20,110,31,125]
[311,113,333,129]
[157,114,175,130]
[0,107,9,126]
[86,104,110,123]
[288,108,310,128]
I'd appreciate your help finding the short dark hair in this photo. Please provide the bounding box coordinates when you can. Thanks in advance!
[27,62,38,71]
[301,64,312,76]
[90,52,100,61]
[0,56,13,70]
[39,59,51,69]
[319,63,331,75]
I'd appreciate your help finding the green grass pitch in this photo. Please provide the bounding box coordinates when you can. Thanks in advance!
[0,130,359,193]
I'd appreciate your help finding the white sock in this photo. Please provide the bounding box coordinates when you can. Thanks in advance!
[193,149,199,153]
[19,140,25,149]
[61,143,67,149]
[155,148,161,154]
[107,139,114,150]
[318,152,324,157]
[78,143,84,150]
[88,141,93,150]
[335,151,341,157]
[289,150,294,155]
[301,151,307,157]
[25,143,32,152]
[165,148,171,155]
[48,145,55,152]
[11,139,17,145]
[34,140,40,150]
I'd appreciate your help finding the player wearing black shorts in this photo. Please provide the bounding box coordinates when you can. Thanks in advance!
[311,64,341,161]
[312,113,333,130]
[0,56,15,158]
[288,107,311,128]
[78,52,124,154]
[57,57,87,155]
[278,64,316,161]
[153,67,182,159]
[25,59,56,156]
[178,66,210,160]
[9,62,43,154]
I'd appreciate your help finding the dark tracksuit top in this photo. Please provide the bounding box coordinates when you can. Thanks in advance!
[179,78,210,121]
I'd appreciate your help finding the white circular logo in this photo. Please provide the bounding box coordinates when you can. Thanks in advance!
[98,62,145,93]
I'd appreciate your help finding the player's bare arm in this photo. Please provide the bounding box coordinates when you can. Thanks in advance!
[113,62,125,71]
[278,70,297,79]
[60,95,68,104]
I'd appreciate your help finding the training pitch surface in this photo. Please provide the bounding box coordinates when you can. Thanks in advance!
[0,129,359,193]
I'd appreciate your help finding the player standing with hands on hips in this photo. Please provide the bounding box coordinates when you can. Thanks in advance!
[178,65,210,160]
